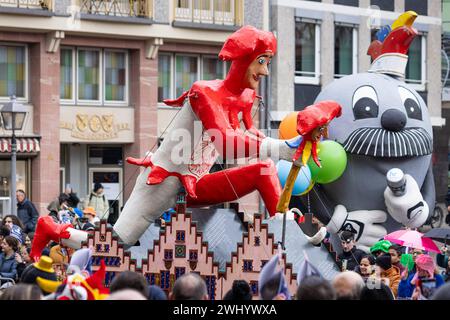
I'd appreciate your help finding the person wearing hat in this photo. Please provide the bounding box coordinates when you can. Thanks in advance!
[84,183,109,222]
[336,231,365,272]
[20,255,58,295]
[370,239,392,257]
[375,253,401,297]
[398,253,445,299]
[78,207,100,231]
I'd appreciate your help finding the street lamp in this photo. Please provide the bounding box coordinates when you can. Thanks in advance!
[0,96,27,216]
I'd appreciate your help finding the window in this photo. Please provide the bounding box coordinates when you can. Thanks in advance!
[295,20,320,84]
[176,230,186,242]
[104,50,126,102]
[164,249,173,261]
[405,35,426,91]
[249,281,258,295]
[0,44,26,100]
[60,48,74,101]
[202,56,224,80]
[158,53,226,102]
[175,267,186,279]
[370,0,394,11]
[405,0,428,16]
[189,250,198,261]
[160,270,170,289]
[243,260,253,272]
[175,55,198,97]
[334,0,358,6]
[158,54,172,102]
[0,160,27,216]
[78,49,100,101]
[61,47,128,105]
[254,236,260,246]
[334,25,357,78]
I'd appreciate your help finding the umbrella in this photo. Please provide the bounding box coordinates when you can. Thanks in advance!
[384,229,440,253]
[424,228,450,245]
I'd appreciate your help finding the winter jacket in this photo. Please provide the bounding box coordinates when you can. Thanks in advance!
[337,247,366,271]
[398,271,444,299]
[17,199,39,233]
[380,265,401,297]
[0,253,17,281]
[85,192,110,221]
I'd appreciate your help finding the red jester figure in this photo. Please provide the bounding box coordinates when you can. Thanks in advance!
[30,26,339,255]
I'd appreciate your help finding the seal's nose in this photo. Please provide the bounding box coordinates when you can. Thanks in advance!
[381,109,406,132]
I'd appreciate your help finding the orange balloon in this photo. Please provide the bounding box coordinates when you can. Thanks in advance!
[278,112,299,139]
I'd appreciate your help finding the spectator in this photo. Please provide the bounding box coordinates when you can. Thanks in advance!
[356,255,376,282]
[85,183,109,221]
[16,246,32,280]
[47,193,70,222]
[0,284,42,300]
[336,231,365,271]
[2,215,25,244]
[259,274,289,300]
[148,285,167,300]
[375,253,400,297]
[83,207,100,225]
[109,271,148,297]
[16,190,39,233]
[106,289,146,300]
[436,246,450,281]
[360,279,395,300]
[0,236,19,283]
[0,225,10,242]
[223,280,252,300]
[24,233,32,249]
[64,184,80,208]
[389,244,405,274]
[296,276,336,300]
[170,273,208,300]
[370,240,392,258]
[2,215,24,231]
[332,271,364,300]
[398,254,444,299]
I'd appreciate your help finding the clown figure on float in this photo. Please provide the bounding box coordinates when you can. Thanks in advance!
[305,11,435,252]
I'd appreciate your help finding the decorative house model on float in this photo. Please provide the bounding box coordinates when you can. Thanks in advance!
[82,188,339,299]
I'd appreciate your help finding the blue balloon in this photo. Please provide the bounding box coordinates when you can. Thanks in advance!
[276,160,312,196]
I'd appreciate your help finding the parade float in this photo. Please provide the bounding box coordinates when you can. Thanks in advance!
[29,10,435,299]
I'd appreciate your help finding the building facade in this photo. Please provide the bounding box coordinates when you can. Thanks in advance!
[0,0,267,219]
[269,0,446,207]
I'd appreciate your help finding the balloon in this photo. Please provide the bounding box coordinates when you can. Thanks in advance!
[299,180,315,196]
[278,112,299,139]
[276,160,312,195]
[307,140,347,184]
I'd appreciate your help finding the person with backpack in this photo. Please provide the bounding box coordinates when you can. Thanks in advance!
[84,183,109,221]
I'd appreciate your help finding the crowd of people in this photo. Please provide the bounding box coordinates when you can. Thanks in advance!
[1,185,450,300]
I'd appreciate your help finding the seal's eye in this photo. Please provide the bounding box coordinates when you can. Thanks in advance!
[398,86,422,120]
[352,86,379,120]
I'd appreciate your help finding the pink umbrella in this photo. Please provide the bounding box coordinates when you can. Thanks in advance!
[384,229,440,253]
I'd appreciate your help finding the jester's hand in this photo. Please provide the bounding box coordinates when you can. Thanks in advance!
[260,136,303,166]
[270,209,296,221]
[326,205,387,253]
[384,174,429,228]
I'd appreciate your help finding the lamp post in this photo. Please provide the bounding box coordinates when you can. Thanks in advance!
[0,96,27,216]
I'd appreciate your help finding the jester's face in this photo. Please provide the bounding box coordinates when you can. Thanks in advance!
[314,72,432,158]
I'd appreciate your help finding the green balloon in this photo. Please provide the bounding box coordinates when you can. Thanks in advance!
[308,140,347,184]
[307,158,321,180]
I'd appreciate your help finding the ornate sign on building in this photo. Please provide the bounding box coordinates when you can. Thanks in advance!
[60,107,134,143]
